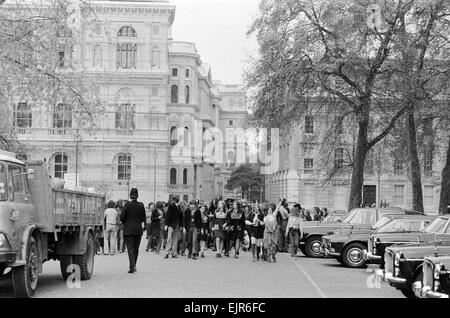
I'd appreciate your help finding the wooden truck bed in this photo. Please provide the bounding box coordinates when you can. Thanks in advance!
[26,161,105,233]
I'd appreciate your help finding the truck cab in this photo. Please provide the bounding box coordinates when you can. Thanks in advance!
[0,151,35,269]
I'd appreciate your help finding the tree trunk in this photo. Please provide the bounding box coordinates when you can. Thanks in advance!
[439,136,450,215]
[348,121,368,211]
[406,111,424,212]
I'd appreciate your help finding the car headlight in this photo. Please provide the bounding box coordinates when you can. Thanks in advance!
[434,264,442,280]
[0,233,11,249]
[394,252,401,266]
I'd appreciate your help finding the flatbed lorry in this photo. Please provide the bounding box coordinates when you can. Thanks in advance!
[0,150,105,297]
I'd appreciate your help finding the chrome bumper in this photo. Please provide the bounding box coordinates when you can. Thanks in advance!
[387,275,407,285]
[421,287,449,299]
[321,246,341,258]
[363,250,382,261]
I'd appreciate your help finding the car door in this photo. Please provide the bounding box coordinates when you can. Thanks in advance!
[7,164,34,251]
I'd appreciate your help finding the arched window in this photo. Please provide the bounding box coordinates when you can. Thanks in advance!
[170,126,178,146]
[183,127,190,147]
[118,154,131,181]
[116,26,137,69]
[183,169,188,185]
[185,85,190,104]
[171,85,179,103]
[118,26,137,37]
[54,153,68,179]
[170,168,177,185]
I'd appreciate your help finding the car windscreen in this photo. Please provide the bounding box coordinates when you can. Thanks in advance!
[0,164,7,201]
[424,217,449,234]
[342,210,358,223]
[346,210,376,225]
[372,216,393,229]
[377,219,423,233]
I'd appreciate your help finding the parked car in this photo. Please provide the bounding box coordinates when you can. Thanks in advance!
[417,255,450,298]
[322,214,435,268]
[365,215,450,266]
[323,211,347,222]
[379,232,450,298]
[300,207,423,258]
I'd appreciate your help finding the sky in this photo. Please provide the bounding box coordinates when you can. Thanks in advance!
[170,0,260,85]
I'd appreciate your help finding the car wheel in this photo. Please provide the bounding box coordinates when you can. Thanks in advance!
[299,245,306,256]
[342,243,366,268]
[304,236,323,258]
[400,289,416,298]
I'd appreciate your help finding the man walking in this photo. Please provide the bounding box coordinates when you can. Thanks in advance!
[164,196,184,259]
[120,188,146,274]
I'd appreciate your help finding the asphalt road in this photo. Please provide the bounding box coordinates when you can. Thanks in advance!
[0,238,403,298]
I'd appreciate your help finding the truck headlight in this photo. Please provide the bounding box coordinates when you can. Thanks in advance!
[434,264,442,280]
[394,253,401,266]
[0,233,10,249]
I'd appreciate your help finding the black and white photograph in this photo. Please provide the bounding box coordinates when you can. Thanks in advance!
[0,0,449,305]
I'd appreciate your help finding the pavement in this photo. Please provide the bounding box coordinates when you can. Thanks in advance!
[0,237,403,298]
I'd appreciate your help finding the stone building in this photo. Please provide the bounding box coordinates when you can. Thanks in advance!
[8,0,248,204]
[265,112,446,214]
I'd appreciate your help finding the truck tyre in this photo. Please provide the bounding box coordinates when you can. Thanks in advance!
[74,232,95,281]
[304,236,323,258]
[342,243,366,268]
[60,255,74,281]
[12,237,39,298]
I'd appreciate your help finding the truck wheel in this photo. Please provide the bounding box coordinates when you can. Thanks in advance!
[342,243,366,268]
[12,237,39,298]
[59,255,74,281]
[304,236,323,258]
[74,233,95,281]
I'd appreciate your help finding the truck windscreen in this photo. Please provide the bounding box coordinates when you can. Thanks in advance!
[0,164,7,201]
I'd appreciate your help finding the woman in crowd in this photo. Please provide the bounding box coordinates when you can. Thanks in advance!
[263,203,279,263]
[208,200,217,250]
[212,200,227,258]
[313,206,323,221]
[145,202,155,252]
[150,201,164,253]
[199,204,210,258]
[227,201,246,259]
[285,206,302,258]
[103,200,118,255]
[246,203,265,262]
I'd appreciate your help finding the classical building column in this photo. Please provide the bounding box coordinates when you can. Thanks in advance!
[286,127,300,203]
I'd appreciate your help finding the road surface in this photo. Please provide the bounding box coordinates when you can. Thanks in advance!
[0,237,403,298]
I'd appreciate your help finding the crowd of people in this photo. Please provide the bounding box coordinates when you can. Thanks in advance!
[100,188,330,273]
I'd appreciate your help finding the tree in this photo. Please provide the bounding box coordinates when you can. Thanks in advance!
[0,0,103,152]
[226,164,264,201]
[439,136,450,214]
[247,0,449,211]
